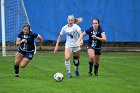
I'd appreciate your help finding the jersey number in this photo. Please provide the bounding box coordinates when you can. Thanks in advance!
[91,39,97,47]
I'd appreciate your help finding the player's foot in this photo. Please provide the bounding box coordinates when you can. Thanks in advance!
[88,72,93,77]
[75,71,79,77]
[94,72,98,76]
[94,70,98,76]
[15,74,19,78]
[67,73,72,78]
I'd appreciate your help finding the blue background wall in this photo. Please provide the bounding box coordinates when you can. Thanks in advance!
[0,0,140,42]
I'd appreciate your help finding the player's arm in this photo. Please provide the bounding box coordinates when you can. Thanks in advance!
[37,35,43,50]
[16,38,26,46]
[54,35,62,53]
[77,31,87,45]
[76,30,83,46]
[92,32,106,41]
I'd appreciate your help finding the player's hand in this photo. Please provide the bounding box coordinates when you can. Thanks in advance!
[39,46,42,50]
[54,46,58,53]
[80,42,84,46]
[76,42,81,46]
[91,35,99,40]
[91,35,97,39]
[21,39,26,43]
[76,41,80,46]
[76,39,83,46]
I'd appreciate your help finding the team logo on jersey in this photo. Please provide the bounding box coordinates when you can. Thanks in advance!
[66,30,76,39]
[91,31,97,35]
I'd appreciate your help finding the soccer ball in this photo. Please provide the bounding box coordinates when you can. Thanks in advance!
[54,72,64,82]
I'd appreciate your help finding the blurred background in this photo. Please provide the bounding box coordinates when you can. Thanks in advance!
[0,0,140,56]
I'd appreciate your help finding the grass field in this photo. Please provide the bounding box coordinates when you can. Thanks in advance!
[0,51,140,93]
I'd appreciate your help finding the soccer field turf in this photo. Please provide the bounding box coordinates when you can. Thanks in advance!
[0,51,140,93]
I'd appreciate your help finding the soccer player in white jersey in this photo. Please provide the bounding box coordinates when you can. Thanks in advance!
[54,15,83,78]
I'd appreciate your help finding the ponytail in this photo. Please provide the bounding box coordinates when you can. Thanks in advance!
[74,17,83,24]
[68,14,83,24]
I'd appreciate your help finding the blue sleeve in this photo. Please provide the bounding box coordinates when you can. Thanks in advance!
[98,25,105,33]
[85,27,92,35]
[17,32,23,39]
[32,32,38,38]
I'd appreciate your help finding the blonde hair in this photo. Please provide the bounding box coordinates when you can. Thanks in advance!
[74,17,83,24]
[68,14,83,24]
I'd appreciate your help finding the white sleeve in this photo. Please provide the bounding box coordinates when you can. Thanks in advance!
[36,34,40,38]
[60,26,65,35]
[101,32,105,34]
[75,24,81,31]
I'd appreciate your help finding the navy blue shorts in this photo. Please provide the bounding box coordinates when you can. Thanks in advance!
[86,45,102,55]
[17,48,34,60]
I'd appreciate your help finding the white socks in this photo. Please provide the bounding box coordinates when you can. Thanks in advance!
[65,60,71,73]
[75,66,78,71]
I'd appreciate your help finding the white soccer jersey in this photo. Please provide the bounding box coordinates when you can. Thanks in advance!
[60,24,81,48]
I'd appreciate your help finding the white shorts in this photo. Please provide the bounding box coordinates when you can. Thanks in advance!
[65,46,81,53]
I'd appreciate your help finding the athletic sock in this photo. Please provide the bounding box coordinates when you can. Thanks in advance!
[94,64,99,76]
[75,66,78,71]
[73,56,79,72]
[65,60,71,73]
[14,64,19,74]
[89,61,93,73]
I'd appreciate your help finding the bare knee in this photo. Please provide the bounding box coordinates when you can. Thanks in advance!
[15,62,19,66]
[15,60,20,66]
[65,56,70,61]
[15,56,22,65]
[19,58,30,68]
[20,64,26,68]
[89,56,94,62]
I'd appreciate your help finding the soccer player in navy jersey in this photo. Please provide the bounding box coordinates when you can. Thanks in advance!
[77,18,106,76]
[54,15,83,78]
[14,23,43,77]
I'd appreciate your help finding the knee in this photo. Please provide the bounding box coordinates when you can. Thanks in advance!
[20,64,26,68]
[73,56,79,66]
[65,57,70,61]
[15,62,19,66]
[89,56,94,62]
[15,60,20,66]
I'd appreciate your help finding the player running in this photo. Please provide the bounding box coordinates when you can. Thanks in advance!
[14,23,43,77]
[77,18,106,77]
[54,14,83,78]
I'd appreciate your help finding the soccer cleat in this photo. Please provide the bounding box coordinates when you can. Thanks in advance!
[88,72,93,77]
[15,74,19,78]
[94,70,98,76]
[75,71,79,77]
[94,64,99,76]
[67,73,72,78]
[95,73,98,76]
[94,71,98,76]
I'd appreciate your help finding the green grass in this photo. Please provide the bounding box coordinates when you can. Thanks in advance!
[0,51,140,93]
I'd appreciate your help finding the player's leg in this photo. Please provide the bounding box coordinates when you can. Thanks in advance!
[73,47,80,76]
[65,48,72,78]
[94,55,100,76]
[94,49,101,76]
[87,48,95,77]
[14,52,24,77]
[20,58,30,68]
[20,52,33,68]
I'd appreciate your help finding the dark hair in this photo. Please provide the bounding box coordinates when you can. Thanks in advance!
[92,18,100,24]
[23,23,30,31]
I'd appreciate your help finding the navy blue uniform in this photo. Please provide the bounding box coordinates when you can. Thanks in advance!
[84,26,105,55]
[17,31,38,59]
